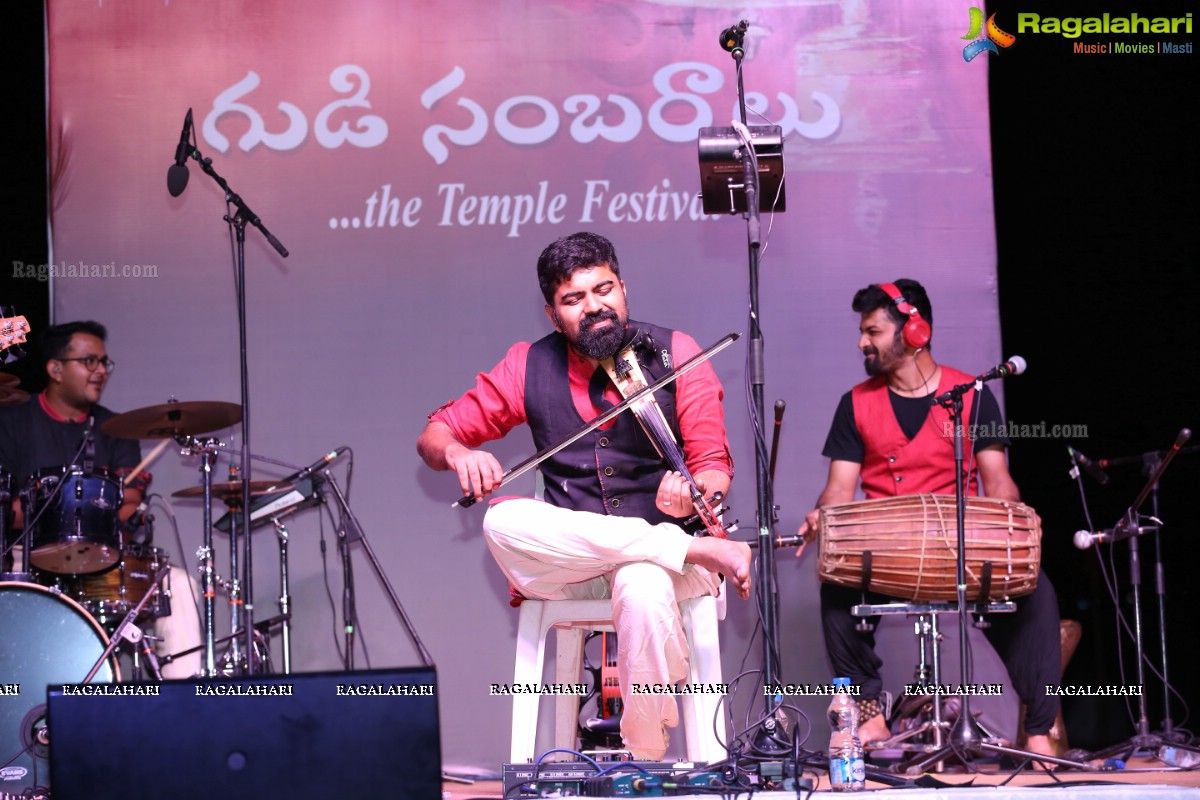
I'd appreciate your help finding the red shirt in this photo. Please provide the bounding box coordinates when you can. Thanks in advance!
[431,331,733,479]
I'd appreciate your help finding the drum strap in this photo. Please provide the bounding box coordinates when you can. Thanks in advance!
[978,561,993,603]
[860,550,874,594]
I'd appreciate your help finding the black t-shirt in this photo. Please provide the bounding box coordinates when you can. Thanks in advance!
[0,396,141,489]
[821,383,1010,463]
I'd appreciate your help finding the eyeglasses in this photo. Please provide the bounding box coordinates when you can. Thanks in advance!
[58,355,116,373]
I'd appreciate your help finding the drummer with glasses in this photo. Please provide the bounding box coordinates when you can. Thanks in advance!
[0,320,201,678]
[0,321,142,532]
[792,280,1062,761]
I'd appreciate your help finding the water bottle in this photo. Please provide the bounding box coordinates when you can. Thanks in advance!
[1159,746,1200,768]
[828,677,865,791]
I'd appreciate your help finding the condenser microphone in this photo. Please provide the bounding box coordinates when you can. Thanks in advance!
[167,108,195,197]
[1074,525,1159,549]
[297,446,350,477]
[1068,446,1110,485]
[978,355,1026,382]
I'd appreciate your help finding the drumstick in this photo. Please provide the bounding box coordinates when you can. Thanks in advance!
[127,438,173,483]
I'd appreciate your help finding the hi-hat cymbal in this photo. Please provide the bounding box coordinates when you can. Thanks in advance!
[101,400,243,439]
[172,481,293,502]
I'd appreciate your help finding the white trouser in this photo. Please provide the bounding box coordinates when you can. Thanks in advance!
[483,498,720,760]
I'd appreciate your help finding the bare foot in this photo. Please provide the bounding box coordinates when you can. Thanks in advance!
[686,537,753,599]
[1024,733,1059,765]
[859,712,891,745]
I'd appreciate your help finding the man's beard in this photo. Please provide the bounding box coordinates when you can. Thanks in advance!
[572,310,626,360]
[863,333,905,377]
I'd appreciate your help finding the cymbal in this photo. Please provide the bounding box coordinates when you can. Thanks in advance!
[100,400,242,439]
[172,481,294,502]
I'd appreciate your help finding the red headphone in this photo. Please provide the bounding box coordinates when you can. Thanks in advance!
[880,282,931,349]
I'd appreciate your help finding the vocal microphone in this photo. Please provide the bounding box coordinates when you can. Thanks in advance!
[297,446,350,477]
[932,355,1026,405]
[1068,446,1110,485]
[167,108,195,198]
[719,20,749,52]
[1073,524,1159,549]
[977,355,1026,382]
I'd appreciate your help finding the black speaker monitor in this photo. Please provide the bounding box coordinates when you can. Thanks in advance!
[47,667,441,800]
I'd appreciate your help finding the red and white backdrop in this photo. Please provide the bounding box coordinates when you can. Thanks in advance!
[48,0,1009,765]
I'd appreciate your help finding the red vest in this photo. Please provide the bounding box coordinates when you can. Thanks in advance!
[851,365,979,498]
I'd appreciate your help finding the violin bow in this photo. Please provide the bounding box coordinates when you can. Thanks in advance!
[453,331,740,508]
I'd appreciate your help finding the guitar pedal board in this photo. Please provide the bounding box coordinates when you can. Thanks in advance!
[503,760,726,798]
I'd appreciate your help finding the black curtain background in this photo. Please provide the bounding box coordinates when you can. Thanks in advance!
[3,2,1196,753]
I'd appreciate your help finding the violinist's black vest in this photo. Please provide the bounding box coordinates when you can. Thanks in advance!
[525,320,680,523]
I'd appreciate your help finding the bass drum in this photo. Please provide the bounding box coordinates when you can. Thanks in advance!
[0,582,120,794]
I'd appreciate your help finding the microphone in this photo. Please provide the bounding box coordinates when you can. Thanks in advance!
[297,446,350,477]
[1074,524,1159,549]
[932,355,1026,406]
[82,415,96,473]
[719,20,749,52]
[747,533,804,549]
[978,355,1026,382]
[1068,446,1110,485]
[167,108,195,197]
[123,501,153,534]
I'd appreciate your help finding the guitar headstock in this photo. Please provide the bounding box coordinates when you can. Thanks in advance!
[1,314,31,363]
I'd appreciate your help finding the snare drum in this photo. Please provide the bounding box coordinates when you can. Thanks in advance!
[0,582,120,793]
[21,465,122,574]
[817,494,1041,602]
[64,545,171,625]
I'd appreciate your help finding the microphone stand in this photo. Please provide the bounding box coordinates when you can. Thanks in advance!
[187,141,289,674]
[318,469,434,668]
[1085,429,1196,762]
[1092,440,1198,743]
[903,382,1089,773]
[713,24,786,750]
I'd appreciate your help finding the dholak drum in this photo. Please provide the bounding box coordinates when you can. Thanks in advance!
[64,545,171,625]
[0,582,120,794]
[21,465,123,575]
[817,494,1040,602]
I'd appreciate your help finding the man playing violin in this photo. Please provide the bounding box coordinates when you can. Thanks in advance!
[793,280,1062,759]
[417,231,752,760]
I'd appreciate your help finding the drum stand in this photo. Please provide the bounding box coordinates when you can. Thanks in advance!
[270,517,294,674]
[83,565,171,684]
[177,435,222,677]
[852,601,1013,763]
[900,383,1090,774]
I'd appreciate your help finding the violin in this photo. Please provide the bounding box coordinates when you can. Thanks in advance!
[453,332,739,509]
[601,333,729,540]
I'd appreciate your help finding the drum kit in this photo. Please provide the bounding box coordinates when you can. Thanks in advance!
[1,398,320,794]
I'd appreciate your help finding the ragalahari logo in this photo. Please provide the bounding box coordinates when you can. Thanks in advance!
[962,7,1017,61]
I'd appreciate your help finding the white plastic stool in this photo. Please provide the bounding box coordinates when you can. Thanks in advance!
[508,592,727,763]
